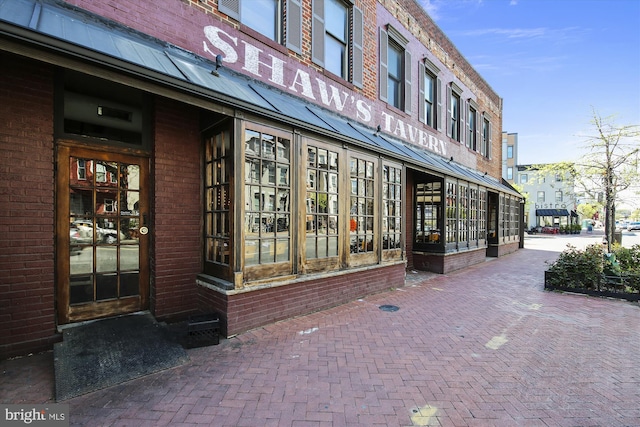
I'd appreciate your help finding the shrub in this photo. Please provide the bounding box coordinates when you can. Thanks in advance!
[546,244,603,289]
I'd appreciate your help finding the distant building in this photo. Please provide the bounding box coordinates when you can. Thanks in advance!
[502,132,518,185]
[518,165,579,229]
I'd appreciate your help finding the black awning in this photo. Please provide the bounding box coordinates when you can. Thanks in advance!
[536,209,569,216]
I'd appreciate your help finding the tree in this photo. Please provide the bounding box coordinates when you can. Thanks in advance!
[581,110,639,251]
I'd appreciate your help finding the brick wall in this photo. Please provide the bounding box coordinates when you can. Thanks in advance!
[151,97,202,320]
[199,263,406,337]
[413,248,487,275]
[0,54,58,358]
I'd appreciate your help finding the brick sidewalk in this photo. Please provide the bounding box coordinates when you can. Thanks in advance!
[2,240,640,426]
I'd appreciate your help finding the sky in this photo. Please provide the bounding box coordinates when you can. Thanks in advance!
[420,0,640,165]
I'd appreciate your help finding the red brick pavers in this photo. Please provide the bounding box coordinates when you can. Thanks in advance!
[2,238,640,426]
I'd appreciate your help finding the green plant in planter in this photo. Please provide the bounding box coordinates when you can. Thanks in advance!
[546,244,604,289]
[612,244,640,291]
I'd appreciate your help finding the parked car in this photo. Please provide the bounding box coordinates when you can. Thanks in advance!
[627,221,640,231]
[72,219,125,244]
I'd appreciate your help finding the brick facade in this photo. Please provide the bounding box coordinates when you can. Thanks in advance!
[199,263,406,337]
[0,54,59,358]
[151,97,202,320]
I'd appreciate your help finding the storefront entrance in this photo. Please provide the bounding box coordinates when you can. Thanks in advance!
[56,145,150,324]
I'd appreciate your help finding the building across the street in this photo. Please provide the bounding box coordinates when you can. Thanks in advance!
[0,0,522,358]
[518,164,578,230]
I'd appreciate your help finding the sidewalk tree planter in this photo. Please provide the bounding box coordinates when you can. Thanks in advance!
[545,244,640,302]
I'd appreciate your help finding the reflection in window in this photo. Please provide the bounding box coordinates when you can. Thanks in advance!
[306,146,339,259]
[244,128,290,266]
[349,157,375,253]
[446,182,457,244]
[459,185,469,244]
[382,165,402,250]
[205,127,232,266]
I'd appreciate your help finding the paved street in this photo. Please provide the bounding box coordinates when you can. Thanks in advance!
[2,231,640,426]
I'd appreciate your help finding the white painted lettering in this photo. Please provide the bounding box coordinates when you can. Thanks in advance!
[241,41,285,87]
[289,69,316,100]
[316,79,349,111]
[406,124,419,143]
[203,26,238,63]
[393,119,407,139]
[356,100,372,122]
[381,112,394,132]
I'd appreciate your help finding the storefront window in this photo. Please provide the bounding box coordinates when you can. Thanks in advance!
[244,128,290,266]
[459,184,469,245]
[446,181,457,245]
[382,164,402,250]
[470,187,478,244]
[415,180,441,246]
[204,127,232,269]
[306,145,339,259]
[349,157,375,253]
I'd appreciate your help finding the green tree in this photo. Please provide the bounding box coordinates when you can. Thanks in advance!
[581,110,639,251]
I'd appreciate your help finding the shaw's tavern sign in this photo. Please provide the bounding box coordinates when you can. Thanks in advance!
[202,25,448,156]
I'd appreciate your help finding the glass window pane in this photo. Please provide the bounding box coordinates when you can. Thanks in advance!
[241,0,278,41]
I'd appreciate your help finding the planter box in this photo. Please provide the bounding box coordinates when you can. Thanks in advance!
[544,271,640,302]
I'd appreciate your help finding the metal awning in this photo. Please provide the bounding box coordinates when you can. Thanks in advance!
[536,209,570,216]
[0,0,521,198]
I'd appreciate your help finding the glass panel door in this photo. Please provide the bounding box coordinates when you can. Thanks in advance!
[57,146,149,324]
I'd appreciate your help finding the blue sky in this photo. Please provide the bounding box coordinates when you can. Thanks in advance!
[421,0,640,165]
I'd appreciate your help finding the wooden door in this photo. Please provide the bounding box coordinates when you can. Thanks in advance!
[56,145,150,324]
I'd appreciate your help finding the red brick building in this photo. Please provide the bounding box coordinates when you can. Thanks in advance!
[0,0,521,358]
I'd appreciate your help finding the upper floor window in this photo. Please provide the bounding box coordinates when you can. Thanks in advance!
[312,0,363,86]
[555,191,563,202]
[220,0,305,53]
[507,145,514,159]
[380,25,411,113]
[448,89,461,142]
[419,58,441,130]
[520,174,528,184]
[537,191,545,203]
[555,173,563,182]
[481,115,492,159]
[243,0,281,41]
[507,167,513,180]
[324,0,347,78]
[468,103,477,150]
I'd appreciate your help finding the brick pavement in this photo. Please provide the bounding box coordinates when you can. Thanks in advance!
[2,235,640,426]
